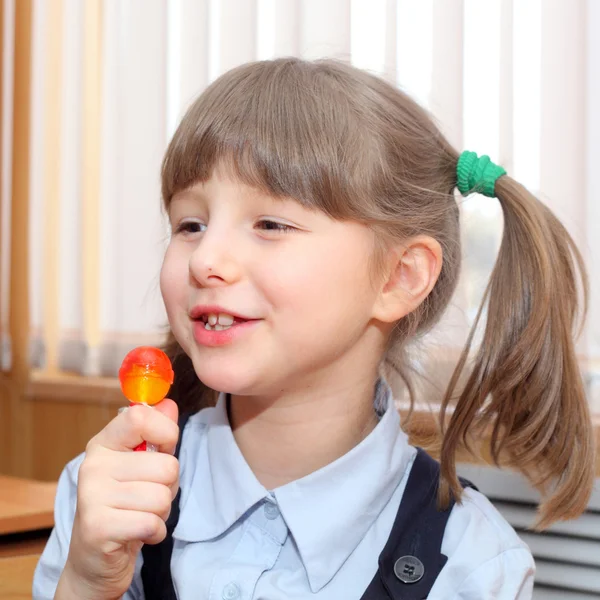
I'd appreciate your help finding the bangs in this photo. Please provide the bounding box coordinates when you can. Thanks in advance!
[161,58,383,220]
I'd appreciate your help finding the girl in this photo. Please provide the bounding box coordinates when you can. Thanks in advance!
[34,58,595,599]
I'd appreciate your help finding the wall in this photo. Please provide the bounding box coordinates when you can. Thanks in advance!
[0,376,118,480]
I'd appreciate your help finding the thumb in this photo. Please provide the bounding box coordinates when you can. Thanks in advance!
[153,398,179,456]
[153,397,179,425]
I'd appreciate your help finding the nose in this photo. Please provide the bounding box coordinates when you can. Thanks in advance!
[188,226,242,287]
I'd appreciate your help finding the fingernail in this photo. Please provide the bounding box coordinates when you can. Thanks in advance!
[118,406,129,415]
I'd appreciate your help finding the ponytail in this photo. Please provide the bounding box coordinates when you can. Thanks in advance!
[439,175,595,529]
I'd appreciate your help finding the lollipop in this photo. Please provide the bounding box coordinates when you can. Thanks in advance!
[119,346,174,451]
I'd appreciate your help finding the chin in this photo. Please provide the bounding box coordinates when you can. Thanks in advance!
[190,355,261,397]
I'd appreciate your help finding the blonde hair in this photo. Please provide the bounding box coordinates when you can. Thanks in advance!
[161,57,595,528]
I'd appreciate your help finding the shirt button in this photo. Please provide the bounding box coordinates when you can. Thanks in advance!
[222,582,241,600]
[394,555,425,584]
[264,502,280,520]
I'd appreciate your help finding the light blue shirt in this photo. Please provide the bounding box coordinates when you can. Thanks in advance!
[34,383,535,599]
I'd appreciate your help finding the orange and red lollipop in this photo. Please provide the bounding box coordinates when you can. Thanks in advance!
[119,346,174,451]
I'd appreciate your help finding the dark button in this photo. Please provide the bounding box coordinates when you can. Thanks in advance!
[394,555,425,584]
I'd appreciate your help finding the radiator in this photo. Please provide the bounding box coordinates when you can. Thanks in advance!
[456,463,600,599]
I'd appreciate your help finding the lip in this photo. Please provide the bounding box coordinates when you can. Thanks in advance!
[189,305,254,321]
[191,317,260,347]
[189,304,261,348]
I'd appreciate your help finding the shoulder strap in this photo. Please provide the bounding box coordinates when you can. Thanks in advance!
[361,448,476,600]
[141,411,192,600]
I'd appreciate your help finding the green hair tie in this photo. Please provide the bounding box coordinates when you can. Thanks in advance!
[456,151,506,197]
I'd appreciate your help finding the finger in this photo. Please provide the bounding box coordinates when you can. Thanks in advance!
[90,402,179,453]
[151,399,179,454]
[153,398,179,424]
[87,450,179,486]
[103,507,167,546]
[106,482,174,522]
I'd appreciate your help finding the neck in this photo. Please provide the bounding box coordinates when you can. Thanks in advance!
[228,375,382,490]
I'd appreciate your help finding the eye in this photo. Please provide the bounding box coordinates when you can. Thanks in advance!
[255,219,295,234]
[174,220,206,236]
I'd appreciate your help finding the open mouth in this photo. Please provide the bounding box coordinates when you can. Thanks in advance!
[195,312,248,332]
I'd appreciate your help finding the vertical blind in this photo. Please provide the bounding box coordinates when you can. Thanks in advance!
[0,0,598,410]
[0,0,15,372]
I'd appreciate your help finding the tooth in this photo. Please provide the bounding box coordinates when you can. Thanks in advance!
[218,314,234,326]
[208,313,218,326]
[204,322,211,330]
[214,324,225,331]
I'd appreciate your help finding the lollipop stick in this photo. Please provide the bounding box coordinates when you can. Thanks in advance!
[134,441,157,452]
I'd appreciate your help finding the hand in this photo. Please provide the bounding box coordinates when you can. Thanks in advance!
[55,399,179,600]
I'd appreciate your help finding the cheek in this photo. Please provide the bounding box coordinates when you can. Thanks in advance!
[160,246,188,310]
[258,249,324,310]
[263,241,375,324]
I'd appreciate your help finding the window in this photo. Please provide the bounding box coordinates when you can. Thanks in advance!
[1,0,598,411]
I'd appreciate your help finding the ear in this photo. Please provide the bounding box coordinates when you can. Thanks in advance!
[372,236,443,324]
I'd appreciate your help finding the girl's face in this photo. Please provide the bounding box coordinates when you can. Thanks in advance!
[160,166,387,397]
